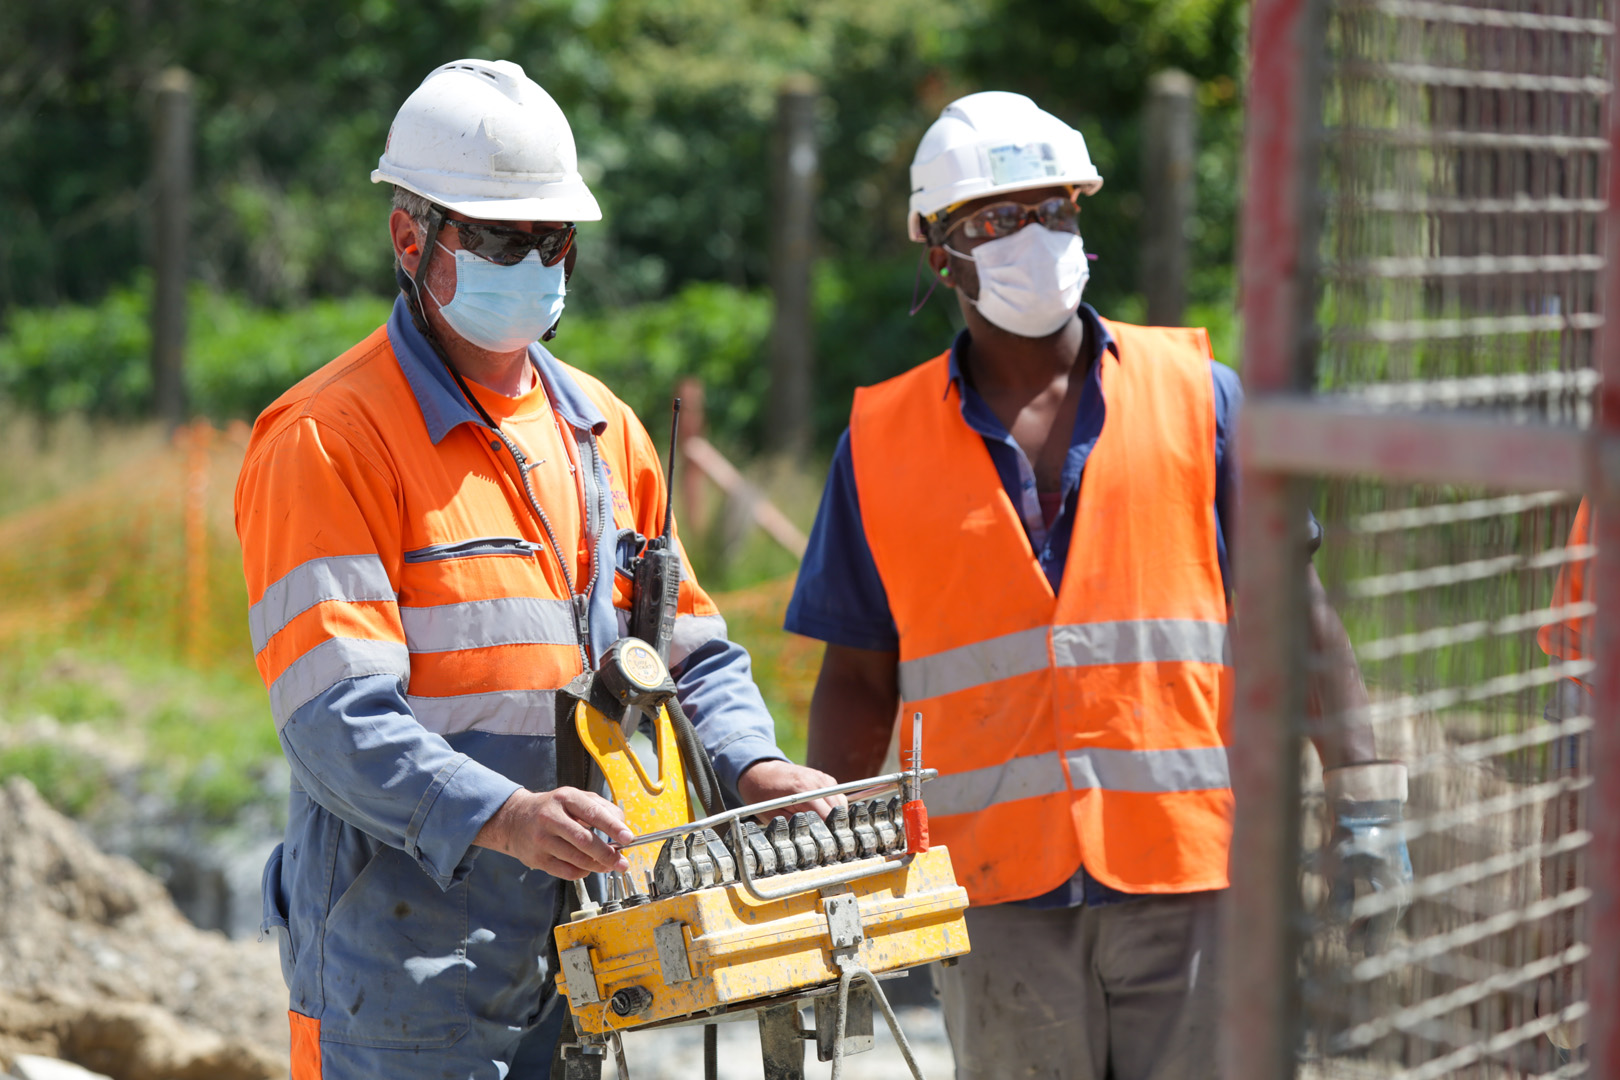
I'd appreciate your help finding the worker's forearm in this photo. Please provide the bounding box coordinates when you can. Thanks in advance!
[806,645,900,781]
[1304,565,1378,770]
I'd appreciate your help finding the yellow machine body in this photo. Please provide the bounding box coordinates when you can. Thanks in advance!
[555,693,972,1037]
[554,847,969,1035]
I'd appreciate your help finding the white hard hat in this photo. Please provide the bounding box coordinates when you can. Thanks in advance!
[372,59,602,222]
[907,91,1102,242]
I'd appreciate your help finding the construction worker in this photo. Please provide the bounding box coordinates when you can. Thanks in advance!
[235,59,834,1080]
[785,91,1411,1079]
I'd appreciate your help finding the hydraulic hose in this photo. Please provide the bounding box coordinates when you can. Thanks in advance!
[665,694,724,819]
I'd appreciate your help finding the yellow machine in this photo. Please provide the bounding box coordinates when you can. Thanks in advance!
[550,637,970,1080]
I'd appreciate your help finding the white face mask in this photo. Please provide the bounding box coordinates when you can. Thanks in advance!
[427,243,567,354]
[949,225,1089,338]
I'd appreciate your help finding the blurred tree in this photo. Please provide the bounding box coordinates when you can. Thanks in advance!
[0,0,1247,445]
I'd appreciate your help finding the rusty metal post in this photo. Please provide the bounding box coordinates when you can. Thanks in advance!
[767,75,819,458]
[151,67,193,429]
[1223,0,1322,1072]
[1585,16,1620,1073]
[1140,70,1197,326]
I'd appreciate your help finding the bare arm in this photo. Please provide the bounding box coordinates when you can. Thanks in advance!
[1305,563,1378,770]
[807,643,901,782]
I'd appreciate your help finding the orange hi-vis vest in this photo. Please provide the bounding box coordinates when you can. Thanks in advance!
[849,320,1233,905]
[1539,498,1594,689]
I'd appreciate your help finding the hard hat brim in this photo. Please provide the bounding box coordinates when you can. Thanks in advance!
[373,170,604,223]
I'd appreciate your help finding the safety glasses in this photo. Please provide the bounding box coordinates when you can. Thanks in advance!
[945,195,1080,243]
[446,219,576,266]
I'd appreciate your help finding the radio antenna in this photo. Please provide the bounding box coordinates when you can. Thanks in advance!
[662,399,681,540]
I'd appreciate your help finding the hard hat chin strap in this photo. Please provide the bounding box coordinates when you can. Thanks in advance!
[392,206,506,434]
[400,205,447,332]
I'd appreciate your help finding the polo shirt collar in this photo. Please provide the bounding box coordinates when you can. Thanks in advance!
[943,302,1117,399]
[387,295,607,442]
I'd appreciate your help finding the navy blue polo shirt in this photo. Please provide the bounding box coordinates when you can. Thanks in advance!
[784,304,1241,908]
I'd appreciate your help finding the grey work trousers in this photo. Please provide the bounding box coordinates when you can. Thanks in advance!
[936,892,1221,1080]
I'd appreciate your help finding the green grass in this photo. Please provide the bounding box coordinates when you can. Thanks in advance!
[0,741,106,817]
[0,636,280,823]
[0,417,830,829]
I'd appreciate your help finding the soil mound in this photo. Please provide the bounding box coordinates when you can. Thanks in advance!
[0,777,287,1079]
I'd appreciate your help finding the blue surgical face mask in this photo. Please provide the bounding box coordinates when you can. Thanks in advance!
[427,243,566,353]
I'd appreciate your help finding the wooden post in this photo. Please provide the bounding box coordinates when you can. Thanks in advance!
[151,67,193,429]
[1140,70,1197,327]
[675,377,708,532]
[767,75,819,458]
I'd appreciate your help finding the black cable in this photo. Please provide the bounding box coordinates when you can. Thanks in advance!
[666,695,724,818]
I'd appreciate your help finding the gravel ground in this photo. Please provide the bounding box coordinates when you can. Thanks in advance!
[605,1005,954,1080]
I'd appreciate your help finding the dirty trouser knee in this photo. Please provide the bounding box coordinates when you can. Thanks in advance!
[936,892,1221,1080]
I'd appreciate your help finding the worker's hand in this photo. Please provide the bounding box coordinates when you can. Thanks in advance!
[475,788,633,880]
[738,759,845,820]
[1321,763,1413,956]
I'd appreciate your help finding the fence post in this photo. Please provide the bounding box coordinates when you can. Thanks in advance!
[1223,0,1321,1073]
[766,74,819,458]
[675,376,707,531]
[1140,70,1197,327]
[151,67,193,429]
[1584,11,1620,1071]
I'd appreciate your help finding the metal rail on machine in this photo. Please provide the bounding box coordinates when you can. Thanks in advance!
[618,769,937,848]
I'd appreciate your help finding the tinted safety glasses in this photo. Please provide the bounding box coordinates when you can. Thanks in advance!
[943,195,1080,243]
[446,219,576,266]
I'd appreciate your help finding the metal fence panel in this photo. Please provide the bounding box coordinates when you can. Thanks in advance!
[1227,0,1615,1075]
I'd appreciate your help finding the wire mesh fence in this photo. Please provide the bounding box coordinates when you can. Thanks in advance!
[1304,488,1589,1076]
[1279,0,1609,1072]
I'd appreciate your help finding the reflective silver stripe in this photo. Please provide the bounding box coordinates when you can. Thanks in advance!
[897,626,1050,702]
[923,751,1067,817]
[1064,746,1230,793]
[269,637,410,729]
[249,554,394,653]
[1052,620,1229,668]
[408,689,559,737]
[670,613,728,668]
[399,597,576,654]
[922,744,1231,816]
[900,620,1229,702]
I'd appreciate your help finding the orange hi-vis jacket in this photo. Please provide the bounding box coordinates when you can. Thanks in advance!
[238,316,721,736]
[1539,498,1595,689]
[849,320,1233,906]
[235,299,783,1069]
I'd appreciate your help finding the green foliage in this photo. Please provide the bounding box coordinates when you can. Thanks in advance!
[0,741,105,817]
[0,288,152,417]
[0,279,392,421]
[3,0,1247,369]
[556,282,774,450]
[0,279,782,447]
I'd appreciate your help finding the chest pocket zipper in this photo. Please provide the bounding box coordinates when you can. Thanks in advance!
[403,536,543,563]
